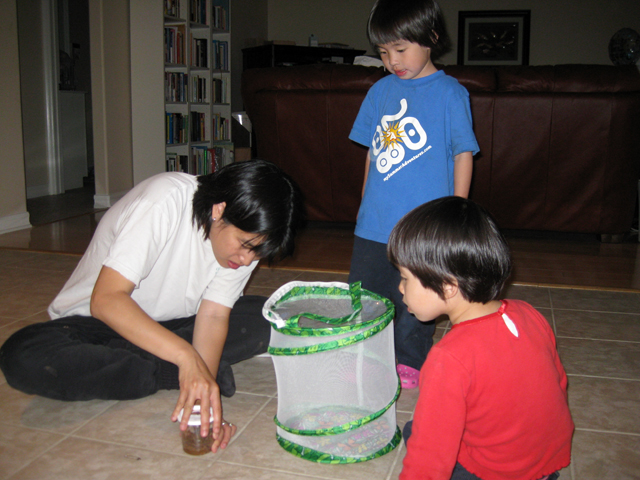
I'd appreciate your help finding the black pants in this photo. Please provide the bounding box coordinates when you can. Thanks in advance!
[0,296,271,401]
[349,236,435,370]
[402,421,560,480]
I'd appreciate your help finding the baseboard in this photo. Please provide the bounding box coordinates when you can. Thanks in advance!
[0,212,31,234]
[93,190,128,209]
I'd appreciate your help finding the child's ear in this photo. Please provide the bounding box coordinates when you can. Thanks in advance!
[430,30,439,45]
[442,281,458,300]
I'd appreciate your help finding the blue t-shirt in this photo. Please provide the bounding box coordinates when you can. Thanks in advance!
[350,70,479,244]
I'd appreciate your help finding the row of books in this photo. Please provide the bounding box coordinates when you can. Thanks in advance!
[191,36,209,68]
[211,142,234,168]
[166,112,231,144]
[165,72,188,103]
[189,0,209,26]
[166,143,234,175]
[212,5,228,31]
[190,111,207,142]
[165,0,228,26]
[191,74,208,103]
[212,113,230,141]
[212,77,227,104]
[164,30,228,71]
[166,112,188,145]
[164,0,181,18]
[164,25,186,65]
[212,40,229,70]
[165,74,222,104]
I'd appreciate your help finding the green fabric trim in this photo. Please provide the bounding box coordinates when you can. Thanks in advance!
[267,310,393,356]
[273,377,401,436]
[349,281,363,313]
[270,283,394,337]
[275,426,402,464]
[275,283,361,329]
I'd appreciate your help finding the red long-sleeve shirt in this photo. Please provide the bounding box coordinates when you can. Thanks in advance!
[400,300,574,480]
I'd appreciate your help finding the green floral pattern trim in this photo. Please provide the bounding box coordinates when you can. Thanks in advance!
[270,283,394,337]
[267,311,393,356]
[274,283,360,329]
[349,281,363,313]
[274,378,401,436]
[275,426,402,464]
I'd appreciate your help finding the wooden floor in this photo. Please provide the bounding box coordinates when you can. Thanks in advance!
[1,190,639,292]
[277,223,640,292]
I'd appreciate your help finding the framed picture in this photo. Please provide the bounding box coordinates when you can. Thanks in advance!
[457,10,530,66]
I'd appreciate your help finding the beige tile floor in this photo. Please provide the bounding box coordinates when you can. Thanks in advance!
[0,249,639,479]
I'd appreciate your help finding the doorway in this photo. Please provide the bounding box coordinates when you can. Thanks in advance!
[18,0,95,225]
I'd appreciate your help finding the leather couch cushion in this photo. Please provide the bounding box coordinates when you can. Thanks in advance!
[242,63,640,234]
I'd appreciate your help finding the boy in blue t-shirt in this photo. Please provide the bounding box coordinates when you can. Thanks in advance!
[348,0,479,387]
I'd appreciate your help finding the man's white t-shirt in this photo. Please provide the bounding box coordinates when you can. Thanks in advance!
[48,173,257,321]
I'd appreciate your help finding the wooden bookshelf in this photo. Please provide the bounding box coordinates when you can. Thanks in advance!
[163,0,233,175]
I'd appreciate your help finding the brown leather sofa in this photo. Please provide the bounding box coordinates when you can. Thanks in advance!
[242,63,640,235]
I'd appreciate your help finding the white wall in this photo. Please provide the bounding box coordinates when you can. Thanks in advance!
[266,0,640,65]
[0,0,30,233]
[267,0,371,53]
[17,0,51,197]
[130,0,165,185]
[232,0,269,112]
[89,0,134,206]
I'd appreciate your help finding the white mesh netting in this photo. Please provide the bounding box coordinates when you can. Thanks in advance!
[263,281,401,463]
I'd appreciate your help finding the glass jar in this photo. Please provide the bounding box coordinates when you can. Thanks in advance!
[177,405,214,455]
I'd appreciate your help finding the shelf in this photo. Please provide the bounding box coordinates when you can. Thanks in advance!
[164,0,233,175]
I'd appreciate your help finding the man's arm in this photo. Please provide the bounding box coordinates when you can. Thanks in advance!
[90,266,198,373]
[190,299,237,451]
[192,299,230,387]
[453,151,473,198]
[90,266,230,448]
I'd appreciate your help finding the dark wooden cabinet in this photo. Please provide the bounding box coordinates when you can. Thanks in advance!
[243,44,367,70]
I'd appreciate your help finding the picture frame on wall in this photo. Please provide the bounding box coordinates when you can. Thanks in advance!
[457,10,531,66]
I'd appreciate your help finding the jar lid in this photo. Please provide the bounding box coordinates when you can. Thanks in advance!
[177,405,215,427]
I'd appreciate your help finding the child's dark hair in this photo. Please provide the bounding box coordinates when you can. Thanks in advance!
[367,0,450,58]
[387,197,512,303]
[192,160,306,264]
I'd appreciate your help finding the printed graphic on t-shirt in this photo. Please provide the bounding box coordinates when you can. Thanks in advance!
[371,98,432,179]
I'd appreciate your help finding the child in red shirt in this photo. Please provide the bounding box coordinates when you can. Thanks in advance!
[387,197,574,480]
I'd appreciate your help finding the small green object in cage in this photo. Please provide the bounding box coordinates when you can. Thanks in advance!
[262,281,401,463]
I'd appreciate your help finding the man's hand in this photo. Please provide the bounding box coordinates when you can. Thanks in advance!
[91,267,237,450]
[212,420,237,452]
[171,349,222,439]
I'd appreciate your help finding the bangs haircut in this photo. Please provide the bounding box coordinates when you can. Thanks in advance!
[192,160,305,264]
[367,0,450,57]
[388,197,512,304]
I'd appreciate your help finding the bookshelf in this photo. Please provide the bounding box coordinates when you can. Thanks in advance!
[164,0,233,175]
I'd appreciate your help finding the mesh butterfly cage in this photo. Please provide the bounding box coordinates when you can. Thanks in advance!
[262,281,401,464]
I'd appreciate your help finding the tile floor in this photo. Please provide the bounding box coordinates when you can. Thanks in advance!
[0,249,639,479]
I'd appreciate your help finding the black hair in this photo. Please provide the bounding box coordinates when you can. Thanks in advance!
[367,0,450,58]
[192,160,306,264]
[387,197,512,304]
